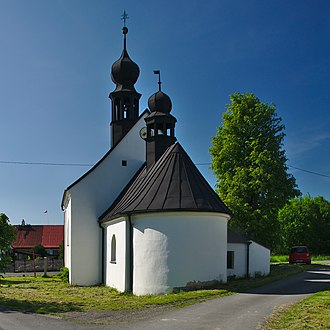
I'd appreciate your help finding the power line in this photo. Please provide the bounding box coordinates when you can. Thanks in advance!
[0,159,329,179]
[195,162,330,180]
[0,160,93,167]
[287,165,330,179]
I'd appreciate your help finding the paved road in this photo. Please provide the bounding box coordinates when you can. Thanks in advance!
[0,264,329,330]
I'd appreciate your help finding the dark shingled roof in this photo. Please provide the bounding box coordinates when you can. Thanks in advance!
[100,142,232,222]
[227,228,250,244]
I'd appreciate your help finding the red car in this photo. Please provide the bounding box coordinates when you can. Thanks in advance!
[289,246,311,264]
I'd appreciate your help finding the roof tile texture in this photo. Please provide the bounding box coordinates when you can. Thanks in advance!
[12,225,64,249]
[101,143,231,221]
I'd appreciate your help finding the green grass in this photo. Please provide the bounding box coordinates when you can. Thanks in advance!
[0,276,231,314]
[270,255,289,263]
[262,289,330,330]
[312,255,330,261]
[0,264,313,315]
[270,255,330,263]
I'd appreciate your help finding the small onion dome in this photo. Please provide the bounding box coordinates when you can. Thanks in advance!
[111,49,140,87]
[148,91,172,114]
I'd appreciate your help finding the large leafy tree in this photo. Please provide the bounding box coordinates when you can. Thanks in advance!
[278,195,330,254]
[0,213,16,271]
[210,92,300,248]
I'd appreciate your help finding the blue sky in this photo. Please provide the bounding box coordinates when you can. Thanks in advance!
[1,0,329,225]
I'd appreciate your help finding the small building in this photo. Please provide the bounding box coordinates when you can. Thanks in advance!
[12,223,64,260]
[227,229,270,278]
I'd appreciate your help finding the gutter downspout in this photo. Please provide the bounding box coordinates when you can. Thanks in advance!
[98,222,105,285]
[127,216,133,293]
[246,241,252,278]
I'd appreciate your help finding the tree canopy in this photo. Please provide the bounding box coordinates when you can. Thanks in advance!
[210,92,300,248]
[0,213,16,271]
[278,195,330,254]
[33,244,47,258]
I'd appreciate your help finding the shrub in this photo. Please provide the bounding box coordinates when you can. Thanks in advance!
[59,267,69,282]
[33,244,47,258]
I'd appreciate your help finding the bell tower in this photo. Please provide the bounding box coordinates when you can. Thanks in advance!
[145,71,177,169]
[109,12,141,147]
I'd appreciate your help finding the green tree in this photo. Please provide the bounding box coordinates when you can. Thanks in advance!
[33,244,47,258]
[0,213,16,271]
[278,195,330,254]
[59,240,64,260]
[210,92,300,248]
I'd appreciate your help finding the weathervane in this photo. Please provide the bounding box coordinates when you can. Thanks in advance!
[153,70,161,91]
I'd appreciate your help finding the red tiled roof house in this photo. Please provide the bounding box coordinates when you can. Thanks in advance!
[12,224,64,260]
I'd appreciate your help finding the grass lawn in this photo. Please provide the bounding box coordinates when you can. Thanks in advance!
[0,276,231,314]
[270,255,330,263]
[0,264,314,315]
[262,289,330,330]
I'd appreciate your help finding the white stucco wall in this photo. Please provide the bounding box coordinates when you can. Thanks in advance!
[132,212,230,296]
[227,243,247,278]
[63,114,147,286]
[227,241,270,279]
[104,218,127,291]
[249,241,270,276]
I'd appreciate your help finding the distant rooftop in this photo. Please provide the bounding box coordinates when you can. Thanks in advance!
[12,225,64,249]
[227,228,250,244]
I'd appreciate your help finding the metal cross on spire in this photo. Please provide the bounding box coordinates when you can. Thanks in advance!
[121,10,129,27]
[121,11,129,50]
[153,70,161,91]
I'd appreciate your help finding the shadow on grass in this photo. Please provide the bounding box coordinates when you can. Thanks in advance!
[229,264,330,295]
[0,297,82,314]
[225,264,313,292]
[0,279,33,285]
[179,264,328,296]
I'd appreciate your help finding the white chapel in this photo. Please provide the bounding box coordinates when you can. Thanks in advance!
[62,20,269,295]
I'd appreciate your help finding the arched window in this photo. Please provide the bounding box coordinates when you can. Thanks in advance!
[114,98,120,121]
[123,98,130,119]
[111,235,116,263]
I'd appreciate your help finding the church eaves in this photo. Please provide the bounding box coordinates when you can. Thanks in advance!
[99,142,232,222]
[61,109,150,210]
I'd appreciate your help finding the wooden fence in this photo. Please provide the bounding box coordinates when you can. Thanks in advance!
[5,259,64,273]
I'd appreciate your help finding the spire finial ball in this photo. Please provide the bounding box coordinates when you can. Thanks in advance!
[122,26,128,35]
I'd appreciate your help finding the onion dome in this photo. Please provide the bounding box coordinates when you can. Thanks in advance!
[111,27,140,90]
[148,91,172,113]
